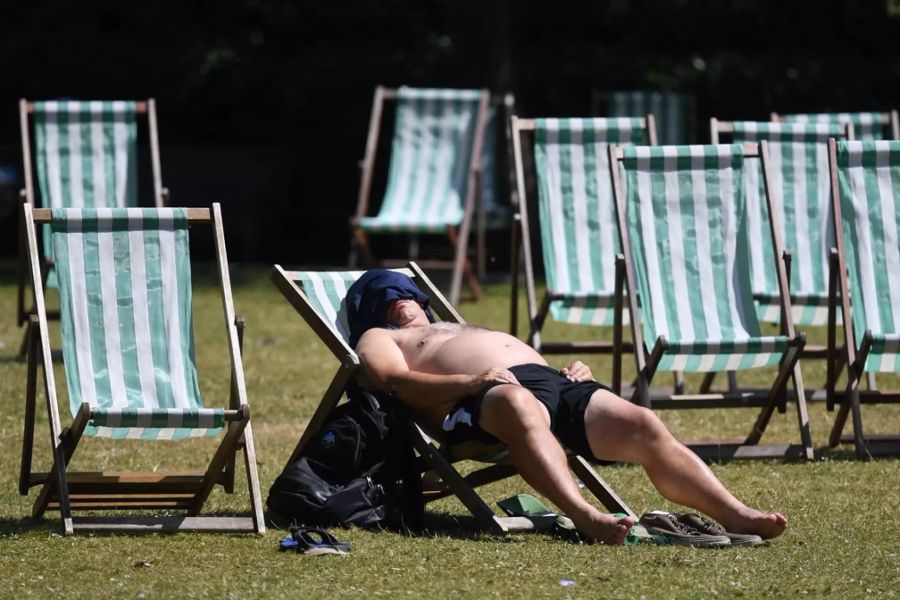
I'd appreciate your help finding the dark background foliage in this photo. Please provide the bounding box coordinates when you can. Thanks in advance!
[1,0,897,263]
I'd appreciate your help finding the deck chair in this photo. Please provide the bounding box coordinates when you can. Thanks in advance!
[509,116,656,393]
[772,111,900,141]
[592,90,696,145]
[825,139,900,458]
[271,261,634,534]
[16,99,168,357]
[19,203,265,535]
[609,142,814,461]
[708,120,851,395]
[351,86,490,306]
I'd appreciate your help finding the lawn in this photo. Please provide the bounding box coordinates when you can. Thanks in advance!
[0,262,897,599]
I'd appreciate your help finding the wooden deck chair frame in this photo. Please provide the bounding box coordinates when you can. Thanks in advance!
[609,141,814,461]
[824,138,900,459]
[350,86,491,306]
[19,203,265,535]
[771,110,900,141]
[271,261,634,535]
[707,119,856,397]
[16,98,169,358]
[508,115,657,395]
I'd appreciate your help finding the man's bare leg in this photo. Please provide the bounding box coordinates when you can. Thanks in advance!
[478,385,635,545]
[584,390,787,539]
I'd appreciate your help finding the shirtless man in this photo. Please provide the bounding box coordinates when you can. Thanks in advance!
[352,274,788,545]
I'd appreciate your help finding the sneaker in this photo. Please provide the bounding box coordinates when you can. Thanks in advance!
[674,513,765,547]
[638,511,731,547]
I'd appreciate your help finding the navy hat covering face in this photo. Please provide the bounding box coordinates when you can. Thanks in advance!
[346,269,435,348]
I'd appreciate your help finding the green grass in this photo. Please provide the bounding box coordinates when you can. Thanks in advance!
[0,263,898,599]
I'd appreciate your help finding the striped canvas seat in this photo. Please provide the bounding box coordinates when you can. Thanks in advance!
[534,118,650,327]
[33,101,140,285]
[611,143,812,460]
[609,91,695,145]
[51,207,222,440]
[286,270,369,346]
[835,141,900,372]
[784,112,893,141]
[729,121,845,325]
[826,139,900,457]
[620,145,788,372]
[358,88,483,233]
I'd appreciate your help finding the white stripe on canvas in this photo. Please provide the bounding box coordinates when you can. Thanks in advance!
[635,148,668,339]
[96,208,128,408]
[876,148,900,331]
[111,101,130,207]
[158,214,190,408]
[569,125,594,292]
[65,218,99,405]
[66,102,85,209]
[791,139,814,293]
[847,150,881,333]
[690,148,722,340]
[89,102,108,208]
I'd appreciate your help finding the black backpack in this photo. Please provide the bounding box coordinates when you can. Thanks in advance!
[266,389,423,531]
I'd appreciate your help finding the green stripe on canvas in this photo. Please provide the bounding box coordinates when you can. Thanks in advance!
[835,140,900,372]
[533,117,648,326]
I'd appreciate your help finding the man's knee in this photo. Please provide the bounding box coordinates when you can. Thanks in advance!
[480,385,551,438]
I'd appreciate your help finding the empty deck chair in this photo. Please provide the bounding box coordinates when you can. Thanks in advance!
[711,120,849,328]
[609,142,813,461]
[16,99,168,355]
[825,139,900,458]
[19,203,264,535]
[772,111,900,141]
[593,90,695,145]
[351,87,490,305]
[271,262,634,534]
[509,116,656,392]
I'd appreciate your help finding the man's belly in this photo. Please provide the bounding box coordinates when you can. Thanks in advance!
[410,329,547,376]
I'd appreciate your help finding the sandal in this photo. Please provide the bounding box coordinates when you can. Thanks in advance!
[289,526,351,555]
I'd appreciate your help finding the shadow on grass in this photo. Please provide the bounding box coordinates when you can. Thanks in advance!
[0,516,57,537]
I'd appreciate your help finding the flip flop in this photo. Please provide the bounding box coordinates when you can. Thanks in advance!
[289,526,351,556]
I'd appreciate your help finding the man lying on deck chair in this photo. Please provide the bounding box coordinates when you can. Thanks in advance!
[349,269,787,545]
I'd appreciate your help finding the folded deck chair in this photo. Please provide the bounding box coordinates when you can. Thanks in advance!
[771,111,900,141]
[592,90,696,145]
[825,139,900,458]
[16,99,168,357]
[509,116,656,392]
[351,86,490,306]
[609,142,814,461]
[19,203,265,535]
[271,261,634,534]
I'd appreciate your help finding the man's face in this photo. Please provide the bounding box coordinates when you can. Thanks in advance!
[385,298,430,328]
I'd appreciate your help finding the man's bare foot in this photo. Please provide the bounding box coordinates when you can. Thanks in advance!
[723,511,788,539]
[571,512,636,545]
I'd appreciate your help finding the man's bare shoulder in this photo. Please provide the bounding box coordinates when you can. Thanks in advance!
[357,326,397,349]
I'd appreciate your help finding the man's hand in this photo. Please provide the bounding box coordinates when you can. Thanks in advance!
[469,367,520,389]
[560,360,594,382]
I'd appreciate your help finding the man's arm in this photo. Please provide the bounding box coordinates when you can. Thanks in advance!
[356,328,518,409]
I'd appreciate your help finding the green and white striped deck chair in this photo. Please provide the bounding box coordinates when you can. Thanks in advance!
[271,261,634,534]
[19,203,264,535]
[711,120,848,327]
[773,111,900,141]
[510,116,656,390]
[16,99,167,356]
[352,87,490,306]
[826,139,900,458]
[596,91,695,145]
[610,143,813,461]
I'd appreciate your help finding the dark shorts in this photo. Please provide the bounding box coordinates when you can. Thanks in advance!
[440,363,611,462]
